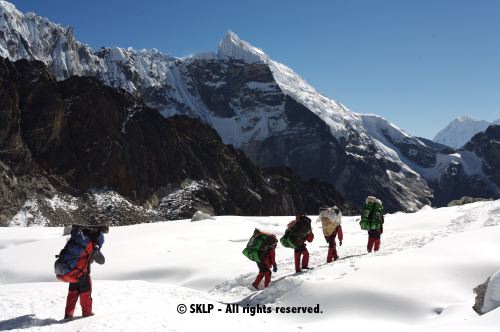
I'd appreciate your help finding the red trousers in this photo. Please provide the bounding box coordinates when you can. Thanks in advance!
[367,237,381,252]
[65,274,92,317]
[252,269,271,290]
[367,229,382,252]
[294,245,309,272]
[327,244,338,263]
[252,250,275,290]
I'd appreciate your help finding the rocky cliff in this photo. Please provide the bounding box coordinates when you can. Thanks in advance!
[0,57,350,225]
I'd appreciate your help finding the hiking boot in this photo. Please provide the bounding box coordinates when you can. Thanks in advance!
[251,283,259,291]
[63,315,73,321]
[295,269,302,273]
[301,266,311,270]
[82,313,95,318]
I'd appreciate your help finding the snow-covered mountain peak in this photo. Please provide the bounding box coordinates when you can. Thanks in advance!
[217,30,268,63]
[0,0,18,15]
[456,114,476,122]
[0,1,67,36]
[215,30,357,137]
[0,1,92,79]
[434,116,492,148]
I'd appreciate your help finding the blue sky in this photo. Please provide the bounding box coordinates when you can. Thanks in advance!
[9,0,500,139]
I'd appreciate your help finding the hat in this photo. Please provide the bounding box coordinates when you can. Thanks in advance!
[86,214,109,233]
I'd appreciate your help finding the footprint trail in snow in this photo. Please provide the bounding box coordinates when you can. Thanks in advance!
[209,202,500,305]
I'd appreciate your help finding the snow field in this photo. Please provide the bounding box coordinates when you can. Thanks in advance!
[1,200,500,331]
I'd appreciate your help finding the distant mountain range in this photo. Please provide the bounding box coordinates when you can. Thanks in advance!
[434,115,500,149]
[0,0,499,224]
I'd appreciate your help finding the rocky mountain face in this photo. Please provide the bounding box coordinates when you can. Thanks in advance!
[466,126,500,182]
[0,57,350,226]
[0,2,433,212]
[1,1,499,214]
[433,115,500,149]
[426,125,500,206]
[261,167,358,215]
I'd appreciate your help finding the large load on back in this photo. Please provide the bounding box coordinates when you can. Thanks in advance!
[360,196,384,230]
[242,229,277,262]
[280,215,312,249]
[317,206,342,237]
[54,224,105,283]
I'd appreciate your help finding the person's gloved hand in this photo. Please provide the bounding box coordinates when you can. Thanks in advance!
[307,233,314,243]
[273,265,278,273]
[90,250,105,265]
[339,240,342,246]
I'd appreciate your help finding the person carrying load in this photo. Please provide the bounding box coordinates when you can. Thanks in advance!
[317,206,343,263]
[243,229,278,290]
[54,215,108,319]
[359,196,384,252]
[280,214,314,273]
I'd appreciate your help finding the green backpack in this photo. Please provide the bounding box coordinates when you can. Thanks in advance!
[360,196,384,230]
[280,215,312,249]
[242,229,277,262]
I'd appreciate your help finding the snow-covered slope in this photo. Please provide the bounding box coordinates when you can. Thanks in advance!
[1,201,500,331]
[433,115,496,149]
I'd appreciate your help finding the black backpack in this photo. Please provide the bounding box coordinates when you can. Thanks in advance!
[280,215,312,248]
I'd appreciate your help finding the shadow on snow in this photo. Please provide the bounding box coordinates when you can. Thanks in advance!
[0,314,74,331]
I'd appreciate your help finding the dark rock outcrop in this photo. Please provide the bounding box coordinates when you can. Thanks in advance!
[447,196,492,207]
[464,125,500,187]
[0,57,350,225]
[262,167,358,215]
[430,163,497,207]
[473,277,490,314]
